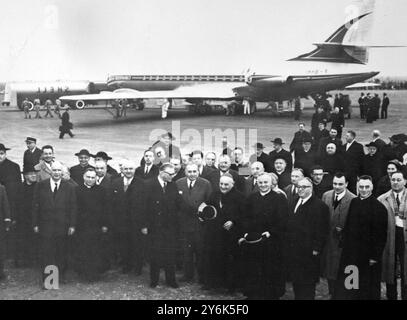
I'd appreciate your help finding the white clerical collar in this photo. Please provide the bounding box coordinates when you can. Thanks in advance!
[84,183,92,189]
[260,190,271,197]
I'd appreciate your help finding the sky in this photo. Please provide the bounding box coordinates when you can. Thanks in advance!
[0,0,406,82]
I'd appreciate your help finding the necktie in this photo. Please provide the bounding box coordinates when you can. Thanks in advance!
[295,199,303,213]
[396,194,401,208]
[252,179,257,190]
[163,182,167,193]
[53,183,58,198]
[124,179,129,192]
[333,194,340,209]
[189,181,193,191]
[145,166,149,175]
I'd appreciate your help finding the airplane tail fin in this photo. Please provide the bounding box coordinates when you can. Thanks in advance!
[289,1,377,65]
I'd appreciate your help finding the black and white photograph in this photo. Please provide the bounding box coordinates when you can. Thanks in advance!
[0,0,407,304]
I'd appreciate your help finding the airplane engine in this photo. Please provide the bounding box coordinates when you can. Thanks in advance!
[246,75,293,88]
[75,100,86,109]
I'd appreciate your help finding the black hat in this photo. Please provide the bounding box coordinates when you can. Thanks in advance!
[161,132,176,140]
[365,141,378,148]
[0,144,10,151]
[390,134,407,144]
[22,165,38,174]
[198,205,217,221]
[253,142,264,149]
[243,232,265,244]
[25,137,37,143]
[92,151,112,160]
[75,149,91,157]
[271,138,284,145]
[302,136,313,144]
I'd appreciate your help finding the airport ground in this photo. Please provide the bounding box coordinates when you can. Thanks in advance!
[0,90,406,299]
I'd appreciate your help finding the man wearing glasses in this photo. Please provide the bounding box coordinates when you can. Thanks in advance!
[336,176,388,300]
[144,163,181,288]
[285,177,330,299]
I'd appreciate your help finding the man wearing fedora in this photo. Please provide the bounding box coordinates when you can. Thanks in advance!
[362,141,384,188]
[249,143,273,173]
[269,138,292,171]
[0,182,11,280]
[0,144,22,264]
[70,149,94,186]
[92,151,119,178]
[240,173,288,299]
[23,137,42,173]
[35,145,55,182]
[176,163,212,284]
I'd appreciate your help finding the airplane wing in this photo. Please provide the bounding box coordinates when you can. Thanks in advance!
[59,83,240,101]
[345,82,381,89]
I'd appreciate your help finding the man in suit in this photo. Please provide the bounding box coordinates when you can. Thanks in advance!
[381,93,390,119]
[269,138,293,171]
[92,151,119,178]
[285,177,330,300]
[190,150,214,180]
[35,145,55,182]
[336,176,388,300]
[284,168,304,209]
[330,107,345,140]
[318,128,343,157]
[312,122,330,151]
[230,147,250,173]
[70,149,94,186]
[136,149,159,180]
[0,183,11,280]
[150,132,181,164]
[208,154,244,193]
[290,123,312,154]
[176,163,212,283]
[249,143,273,173]
[244,162,264,198]
[23,137,42,173]
[205,152,217,170]
[144,163,181,288]
[362,142,384,188]
[0,143,22,264]
[170,157,185,182]
[321,173,356,298]
[32,161,77,287]
[378,171,407,300]
[343,131,364,194]
[110,160,146,274]
[59,107,74,139]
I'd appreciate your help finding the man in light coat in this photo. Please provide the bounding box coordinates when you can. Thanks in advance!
[378,171,407,300]
[321,172,356,298]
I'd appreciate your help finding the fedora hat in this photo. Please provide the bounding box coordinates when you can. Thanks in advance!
[0,144,11,151]
[243,232,266,244]
[271,138,284,145]
[197,204,217,221]
[92,151,112,160]
[75,149,91,157]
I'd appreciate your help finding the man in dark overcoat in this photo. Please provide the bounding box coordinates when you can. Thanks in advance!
[144,163,181,288]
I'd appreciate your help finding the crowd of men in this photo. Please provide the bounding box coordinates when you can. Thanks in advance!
[0,125,406,300]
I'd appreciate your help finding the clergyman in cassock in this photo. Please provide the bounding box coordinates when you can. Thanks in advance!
[285,177,330,300]
[75,168,108,282]
[0,183,11,280]
[335,176,388,300]
[70,149,94,186]
[144,163,181,288]
[321,173,356,298]
[239,173,288,300]
[201,174,244,292]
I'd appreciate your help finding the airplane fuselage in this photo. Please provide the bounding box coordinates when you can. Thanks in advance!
[107,61,379,102]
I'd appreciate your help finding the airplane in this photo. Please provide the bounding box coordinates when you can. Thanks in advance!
[59,2,392,118]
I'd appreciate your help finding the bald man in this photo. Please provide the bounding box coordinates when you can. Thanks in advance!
[32,161,77,287]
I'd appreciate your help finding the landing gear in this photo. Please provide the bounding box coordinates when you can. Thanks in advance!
[188,103,212,115]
